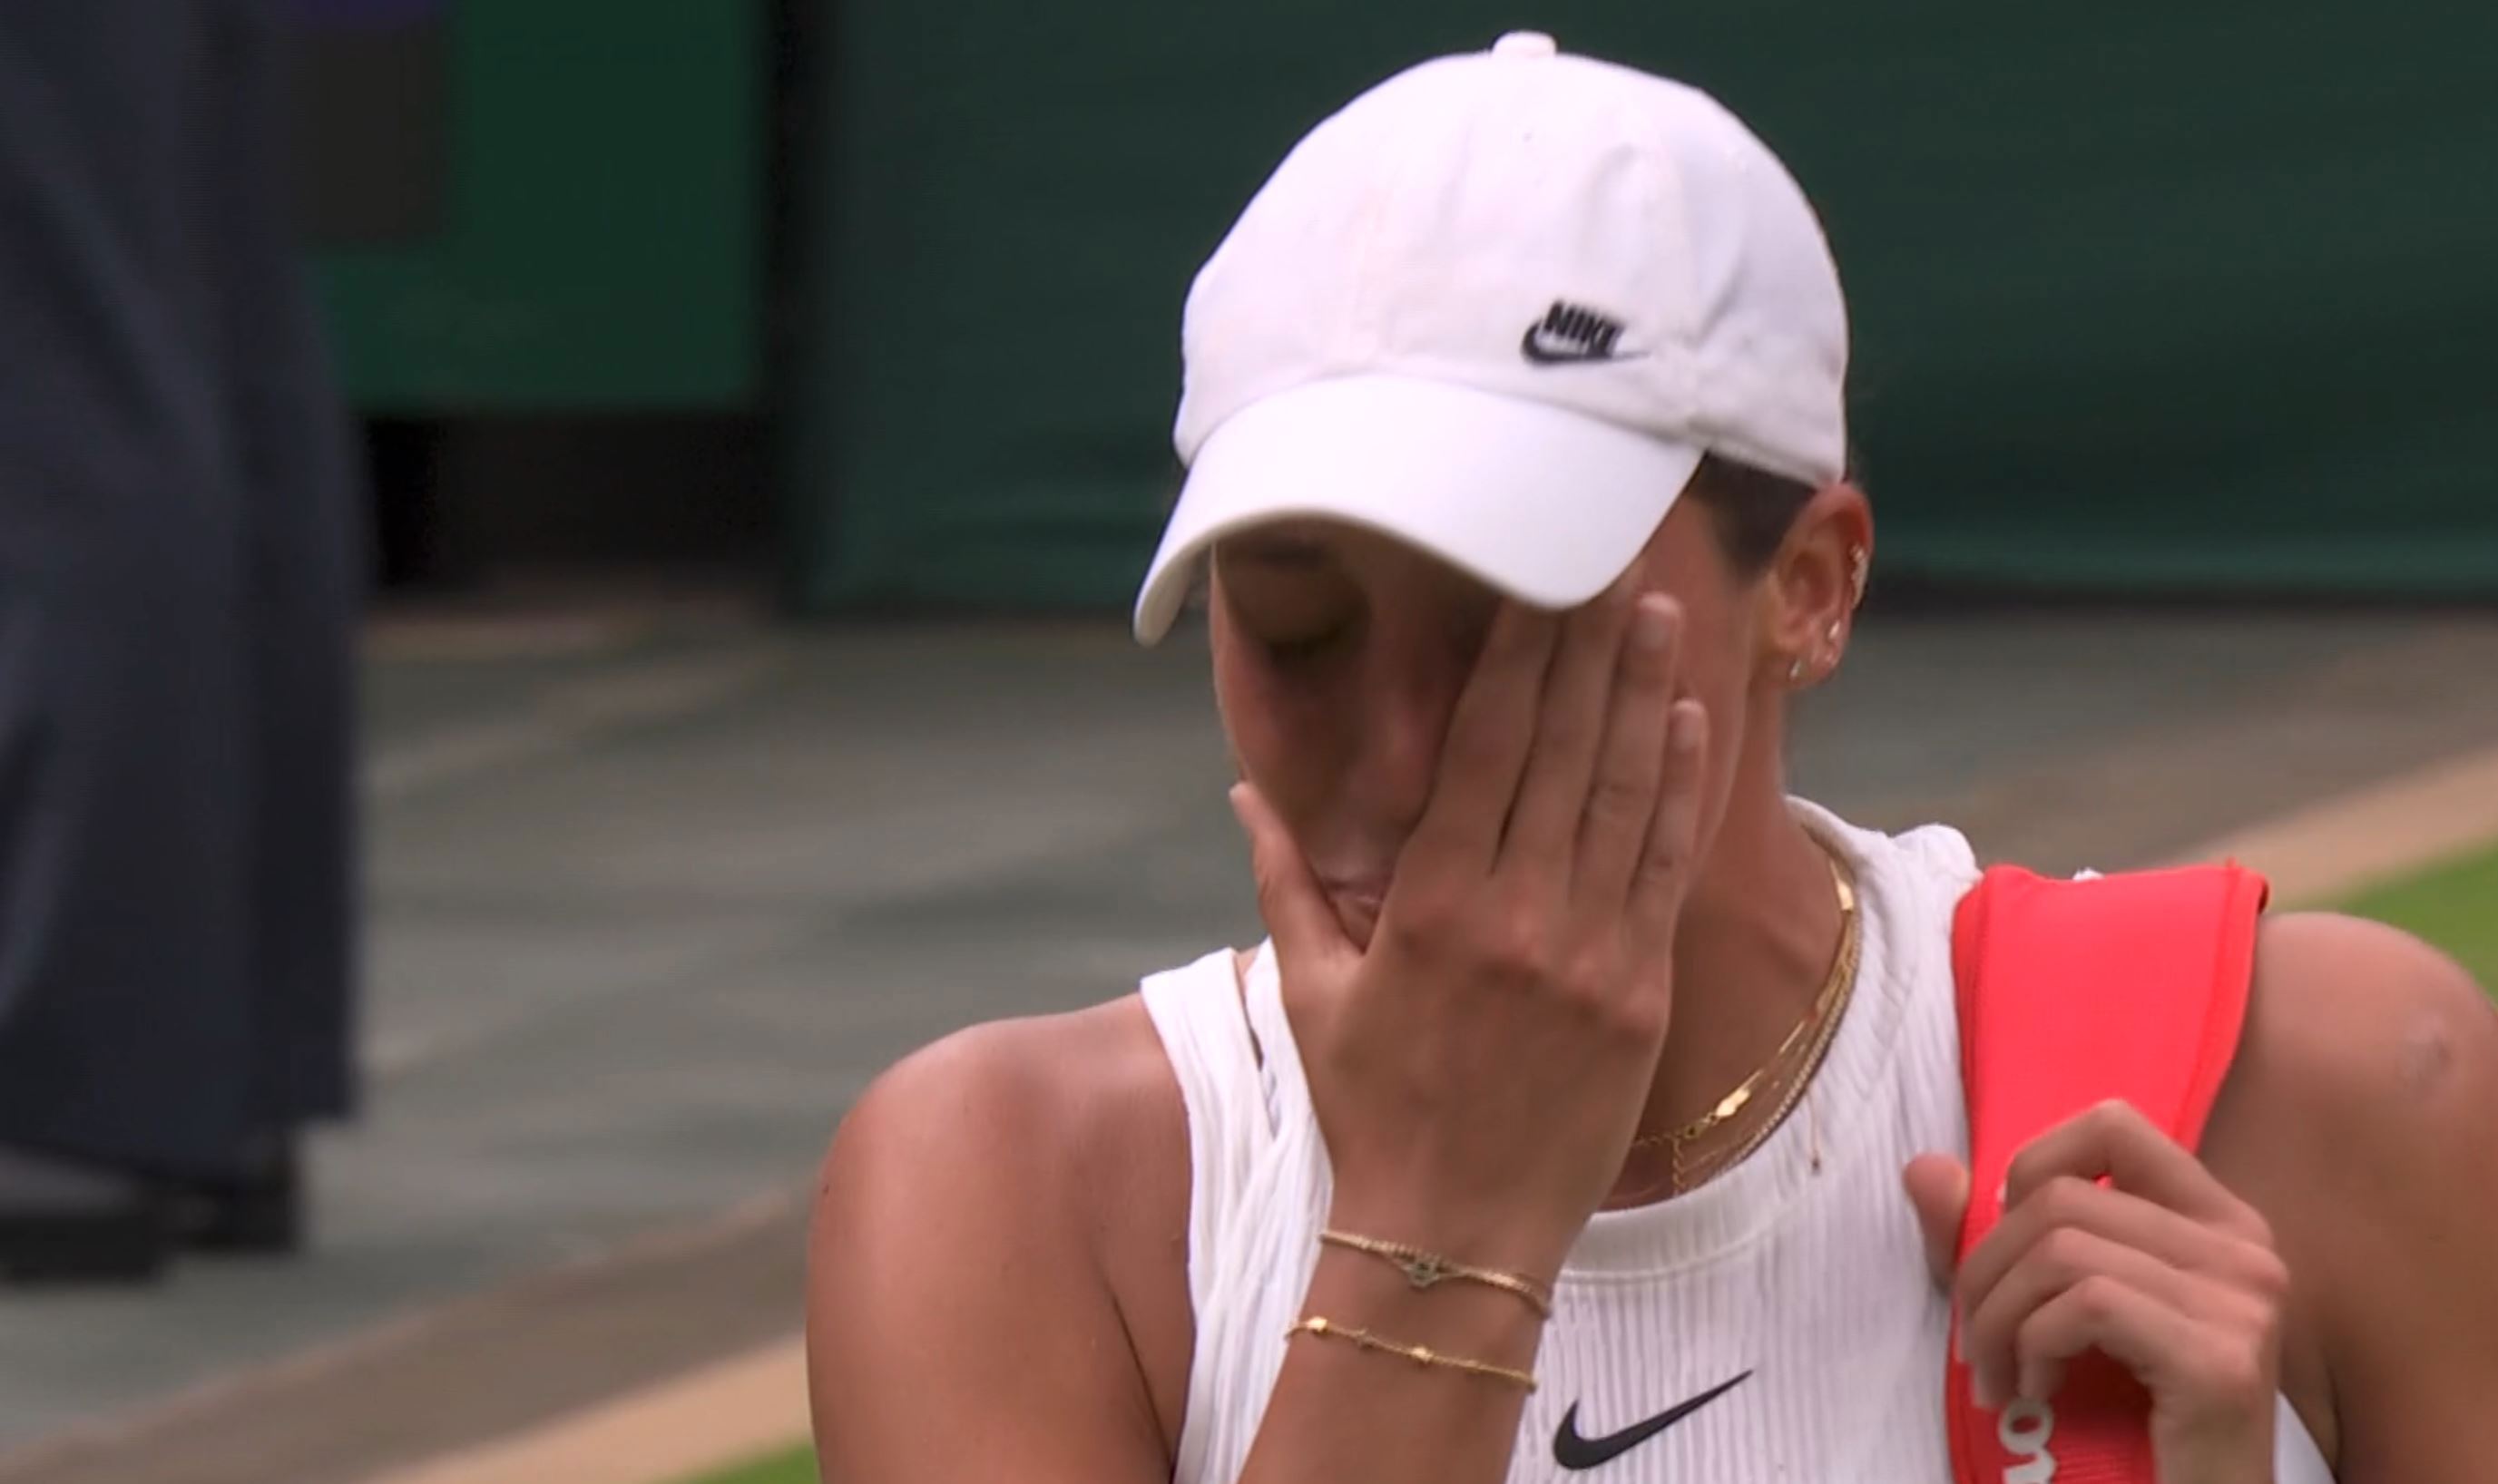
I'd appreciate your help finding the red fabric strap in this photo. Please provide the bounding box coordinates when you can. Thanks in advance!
[1946,864,2268,1484]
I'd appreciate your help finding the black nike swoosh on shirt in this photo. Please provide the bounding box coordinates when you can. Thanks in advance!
[1552,1371,1752,1470]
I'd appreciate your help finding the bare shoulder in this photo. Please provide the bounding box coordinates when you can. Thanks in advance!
[2204,911,2498,1479]
[808,995,1194,1479]
[2211,911,2498,1250]
[818,995,1184,1216]
[2222,911,2497,1153]
[818,994,1193,1303]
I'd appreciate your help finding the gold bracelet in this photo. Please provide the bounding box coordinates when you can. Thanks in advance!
[1318,1229,1556,1318]
[1286,1315,1538,1391]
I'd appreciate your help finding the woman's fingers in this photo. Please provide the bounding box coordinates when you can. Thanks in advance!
[1400,601,1559,882]
[1230,781,1355,976]
[1962,1225,2204,1407]
[1955,1172,2268,1334]
[1950,1104,2290,1444]
[2005,1269,2273,1418]
[1567,594,1680,904]
[1902,1154,1973,1289]
[2006,1099,2259,1233]
[1625,696,1708,953]
[1502,577,1641,874]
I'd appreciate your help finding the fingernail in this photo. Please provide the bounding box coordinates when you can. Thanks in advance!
[1669,701,1703,751]
[1631,598,1673,650]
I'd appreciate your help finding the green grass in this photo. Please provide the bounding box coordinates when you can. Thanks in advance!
[2335,839,2498,990]
[685,1444,815,1484]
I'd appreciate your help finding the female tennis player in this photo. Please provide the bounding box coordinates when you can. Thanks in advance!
[807,34,2498,1484]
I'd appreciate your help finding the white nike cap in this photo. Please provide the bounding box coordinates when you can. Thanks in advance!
[1133,31,1849,643]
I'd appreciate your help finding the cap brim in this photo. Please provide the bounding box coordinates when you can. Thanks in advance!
[1133,375,1701,643]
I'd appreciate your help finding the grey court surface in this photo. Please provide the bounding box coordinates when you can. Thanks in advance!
[2,602,2494,1484]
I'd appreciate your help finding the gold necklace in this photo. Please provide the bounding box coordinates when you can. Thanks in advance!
[1625,845,1861,1194]
[1672,897,1862,1192]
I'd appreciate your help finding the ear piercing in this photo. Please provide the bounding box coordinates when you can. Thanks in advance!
[1793,551,1867,688]
[1792,622,1848,688]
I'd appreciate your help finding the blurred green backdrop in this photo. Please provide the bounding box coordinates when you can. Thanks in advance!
[311,0,765,411]
[789,0,2498,612]
[303,2,2498,612]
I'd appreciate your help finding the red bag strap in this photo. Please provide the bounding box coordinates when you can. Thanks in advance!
[1945,864,2268,1484]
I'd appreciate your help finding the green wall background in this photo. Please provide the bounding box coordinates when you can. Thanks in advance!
[314,1,766,413]
[789,0,2498,613]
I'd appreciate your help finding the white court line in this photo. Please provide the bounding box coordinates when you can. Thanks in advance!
[2167,743,2498,903]
[352,1337,808,1484]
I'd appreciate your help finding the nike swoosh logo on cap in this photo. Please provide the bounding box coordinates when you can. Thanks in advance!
[1552,1371,1751,1470]
[1520,299,1647,366]
[1522,325,1627,363]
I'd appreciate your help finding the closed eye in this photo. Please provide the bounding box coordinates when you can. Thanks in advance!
[1262,628,1348,665]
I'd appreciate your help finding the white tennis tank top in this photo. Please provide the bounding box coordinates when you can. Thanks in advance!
[1140,802,2333,1483]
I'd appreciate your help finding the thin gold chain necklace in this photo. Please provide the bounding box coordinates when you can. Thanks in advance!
[1672,906,1862,1193]
[1625,845,1862,1194]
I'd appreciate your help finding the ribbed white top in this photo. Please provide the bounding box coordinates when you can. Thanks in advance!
[1141,803,2331,1483]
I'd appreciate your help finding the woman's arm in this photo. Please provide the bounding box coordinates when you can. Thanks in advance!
[2241,913,2498,1482]
[808,1009,1568,1479]
[806,1019,1553,1484]
[808,1020,1172,1483]
[808,1009,1558,1479]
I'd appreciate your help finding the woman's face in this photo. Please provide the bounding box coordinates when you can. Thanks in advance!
[1210,499,1768,948]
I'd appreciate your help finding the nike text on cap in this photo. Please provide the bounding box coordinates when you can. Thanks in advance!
[1132,30,1850,644]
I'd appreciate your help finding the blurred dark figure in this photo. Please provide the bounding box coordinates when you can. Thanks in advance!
[0,0,362,1280]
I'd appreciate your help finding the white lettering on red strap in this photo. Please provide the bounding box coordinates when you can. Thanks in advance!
[1997,1398,2058,1482]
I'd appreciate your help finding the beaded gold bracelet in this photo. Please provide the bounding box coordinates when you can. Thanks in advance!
[1286,1315,1538,1391]
[1318,1229,1556,1318]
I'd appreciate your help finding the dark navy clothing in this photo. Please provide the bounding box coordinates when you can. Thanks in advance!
[0,0,360,1176]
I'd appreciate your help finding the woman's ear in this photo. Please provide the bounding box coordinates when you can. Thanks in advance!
[1757,483,1873,689]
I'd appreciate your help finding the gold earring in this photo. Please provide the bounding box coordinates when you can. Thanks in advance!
[1788,655,1807,685]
